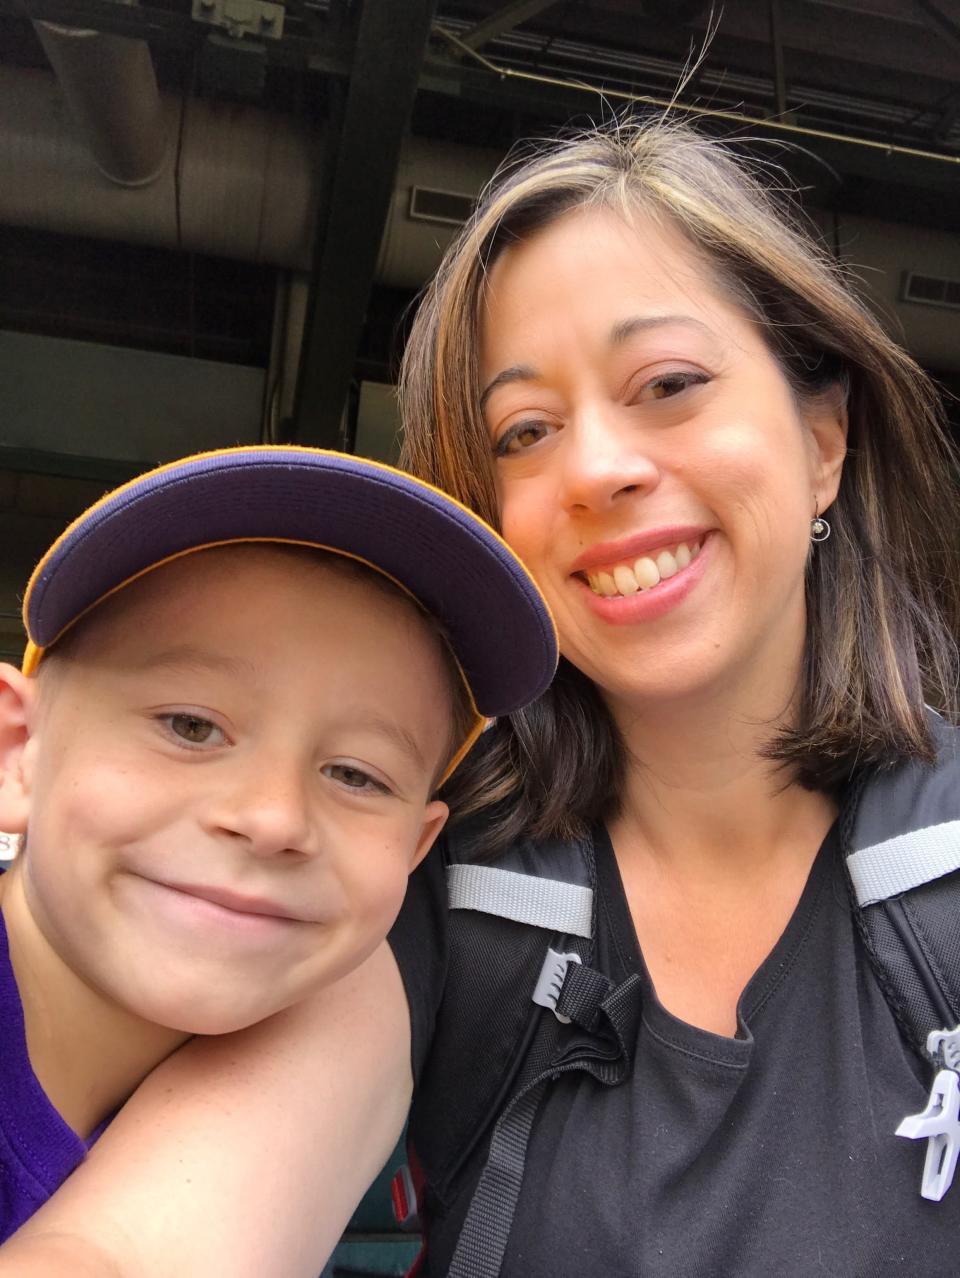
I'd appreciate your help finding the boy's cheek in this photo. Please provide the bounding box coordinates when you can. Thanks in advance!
[337,853,411,940]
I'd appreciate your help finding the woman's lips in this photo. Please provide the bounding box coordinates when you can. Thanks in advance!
[581,536,704,597]
[572,531,711,624]
[569,524,711,576]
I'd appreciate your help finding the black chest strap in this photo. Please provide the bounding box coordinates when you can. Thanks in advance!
[408,826,644,1278]
[447,967,642,1278]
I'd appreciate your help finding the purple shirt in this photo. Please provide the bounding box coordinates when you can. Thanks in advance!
[0,898,97,1242]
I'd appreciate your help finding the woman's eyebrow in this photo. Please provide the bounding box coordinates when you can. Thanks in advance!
[479,363,538,411]
[608,313,715,347]
[480,316,718,408]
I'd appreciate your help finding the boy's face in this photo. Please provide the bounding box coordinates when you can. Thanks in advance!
[3,547,451,1035]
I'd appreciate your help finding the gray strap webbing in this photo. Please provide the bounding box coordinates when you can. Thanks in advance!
[446,864,593,938]
[446,1084,546,1278]
[847,821,960,907]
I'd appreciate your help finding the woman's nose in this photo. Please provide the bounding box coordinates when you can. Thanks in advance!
[558,402,661,514]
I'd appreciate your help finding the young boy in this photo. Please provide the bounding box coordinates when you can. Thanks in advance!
[0,445,556,1241]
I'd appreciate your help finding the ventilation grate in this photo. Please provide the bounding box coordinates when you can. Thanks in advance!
[902,271,960,311]
[408,186,476,226]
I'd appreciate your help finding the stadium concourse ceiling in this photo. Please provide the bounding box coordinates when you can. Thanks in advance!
[0,0,959,454]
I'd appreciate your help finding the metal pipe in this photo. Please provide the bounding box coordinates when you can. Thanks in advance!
[33,22,167,186]
[432,24,960,169]
[0,67,318,267]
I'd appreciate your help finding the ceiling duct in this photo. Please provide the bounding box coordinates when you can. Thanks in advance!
[376,135,500,288]
[0,67,319,268]
[33,22,166,187]
[0,69,498,283]
[3,64,956,378]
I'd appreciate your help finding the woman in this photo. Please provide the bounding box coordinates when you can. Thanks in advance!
[3,117,959,1277]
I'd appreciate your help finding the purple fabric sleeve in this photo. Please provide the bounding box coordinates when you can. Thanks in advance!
[0,897,92,1242]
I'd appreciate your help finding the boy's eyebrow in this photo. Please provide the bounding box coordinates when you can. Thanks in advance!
[348,712,430,774]
[137,645,260,680]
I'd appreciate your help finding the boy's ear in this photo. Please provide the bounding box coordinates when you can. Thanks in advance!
[409,800,449,873]
[0,664,38,834]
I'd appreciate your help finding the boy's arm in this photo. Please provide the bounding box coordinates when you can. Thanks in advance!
[0,943,412,1278]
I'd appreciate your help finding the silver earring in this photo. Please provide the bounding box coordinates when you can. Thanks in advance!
[811,515,831,542]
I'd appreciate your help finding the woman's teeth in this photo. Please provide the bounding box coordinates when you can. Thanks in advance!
[586,540,702,597]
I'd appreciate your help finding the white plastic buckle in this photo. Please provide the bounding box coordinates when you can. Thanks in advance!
[532,947,581,1024]
[896,1025,960,1201]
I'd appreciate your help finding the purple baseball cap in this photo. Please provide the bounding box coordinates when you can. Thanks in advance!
[21,447,558,735]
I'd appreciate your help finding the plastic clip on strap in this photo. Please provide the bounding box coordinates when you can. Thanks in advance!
[532,948,582,1024]
[896,1025,960,1201]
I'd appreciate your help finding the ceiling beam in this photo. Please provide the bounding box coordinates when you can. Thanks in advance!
[289,0,436,446]
[9,0,354,70]
[456,0,558,52]
[914,0,960,52]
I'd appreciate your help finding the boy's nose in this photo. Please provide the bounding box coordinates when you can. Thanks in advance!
[210,759,314,859]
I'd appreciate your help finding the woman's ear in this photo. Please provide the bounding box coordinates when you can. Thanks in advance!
[807,383,849,511]
[0,664,38,834]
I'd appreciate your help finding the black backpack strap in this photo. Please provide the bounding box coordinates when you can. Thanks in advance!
[844,715,960,1054]
[447,968,642,1278]
[406,824,640,1276]
[843,715,960,1199]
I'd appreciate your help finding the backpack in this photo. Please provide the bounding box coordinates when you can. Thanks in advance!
[392,714,960,1278]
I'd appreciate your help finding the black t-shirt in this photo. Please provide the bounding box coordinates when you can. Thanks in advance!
[389,823,960,1277]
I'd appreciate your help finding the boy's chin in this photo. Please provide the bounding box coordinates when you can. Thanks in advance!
[128,988,296,1038]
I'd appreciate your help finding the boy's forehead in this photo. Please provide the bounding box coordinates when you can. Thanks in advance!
[55,543,445,672]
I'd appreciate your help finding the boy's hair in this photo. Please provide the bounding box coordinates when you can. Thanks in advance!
[398,115,960,854]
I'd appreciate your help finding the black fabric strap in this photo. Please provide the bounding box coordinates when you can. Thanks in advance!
[446,973,642,1278]
[446,1083,548,1278]
[842,759,960,1061]
[557,962,613,1031]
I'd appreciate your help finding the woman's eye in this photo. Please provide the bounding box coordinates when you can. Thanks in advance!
[323,764,389,795]
[162,714,225,747]
[637,370,708,402]
[494,420,553,457]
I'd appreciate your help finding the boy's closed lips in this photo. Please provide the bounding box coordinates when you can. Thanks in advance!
[122,875,323,934]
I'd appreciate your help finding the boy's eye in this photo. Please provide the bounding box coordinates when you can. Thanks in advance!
[323,763,389,794]
[167,714,222,746]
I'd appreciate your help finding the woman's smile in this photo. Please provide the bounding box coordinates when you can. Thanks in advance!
[572,530,712,625]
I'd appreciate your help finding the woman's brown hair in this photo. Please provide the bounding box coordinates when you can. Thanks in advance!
[399,115,960,855]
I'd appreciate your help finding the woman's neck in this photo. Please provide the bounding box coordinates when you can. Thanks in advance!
[0,868,188,1140]
[606,676,836,877]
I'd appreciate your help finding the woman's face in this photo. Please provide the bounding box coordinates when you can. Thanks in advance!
[479,207,846,711]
